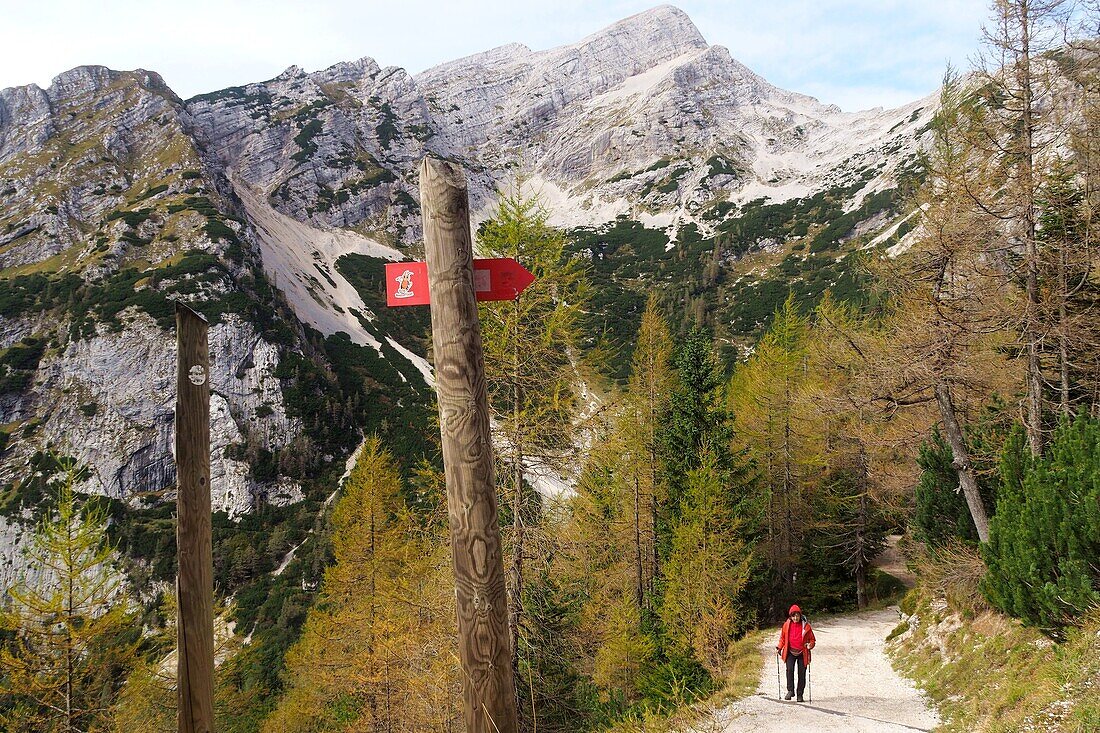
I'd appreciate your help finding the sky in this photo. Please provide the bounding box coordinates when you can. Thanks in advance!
[0,0,989,112]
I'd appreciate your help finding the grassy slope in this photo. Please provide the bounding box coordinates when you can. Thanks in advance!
[890,589,1100,732]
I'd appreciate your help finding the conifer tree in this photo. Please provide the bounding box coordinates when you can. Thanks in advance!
[970,0,1072,454]
[108,596,262,733]
[859,72,1019,543]
[913,428,986,547]
[661,448,753,671]
[982,415,1100,633]
[477,190,589,717]
[728,295,825,616]
[261,438,461,732]
[659,325,736,518]
[560,425,658,702]
[1037,161,1100,417]
[621,296,675,606]
[0,458,141,733]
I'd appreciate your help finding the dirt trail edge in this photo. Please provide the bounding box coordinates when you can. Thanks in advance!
[704,608,939,733]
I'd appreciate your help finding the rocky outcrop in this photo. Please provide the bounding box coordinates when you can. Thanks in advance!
[0,65,200,270]
[24,311,301,516]
[184,58,432,241]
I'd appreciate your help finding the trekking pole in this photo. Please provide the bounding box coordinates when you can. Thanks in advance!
[776,652,781,699]
[808,664,812,703]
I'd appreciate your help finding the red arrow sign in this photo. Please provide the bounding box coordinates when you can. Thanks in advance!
[386,258,535,306]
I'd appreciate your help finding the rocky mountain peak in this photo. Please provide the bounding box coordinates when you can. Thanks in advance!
[311,56,383,85]
[589,4,707,55]
[45,65,117,102]
[275,64,307,80]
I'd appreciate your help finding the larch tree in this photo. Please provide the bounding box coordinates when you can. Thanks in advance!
[558,425,657,700]
[261,438,461,733]
[620,296,675,608]
[107,595,262,733]
[971,0,1073,454]
[0,458,141,733]
[660,448,753,672]
[864,72,1020,543]
[476,189,589,719]
[728,295,826,617]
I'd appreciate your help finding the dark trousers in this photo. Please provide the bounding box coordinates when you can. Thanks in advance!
[785,651,806,697]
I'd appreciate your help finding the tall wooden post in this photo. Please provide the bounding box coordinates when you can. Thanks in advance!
[175,303,215,733]
[420,157,519,733]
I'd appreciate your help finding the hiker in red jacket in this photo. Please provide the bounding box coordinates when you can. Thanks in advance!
[776,604,816,701]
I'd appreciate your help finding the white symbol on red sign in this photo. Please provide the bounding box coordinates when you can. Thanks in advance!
[394,269,415,299]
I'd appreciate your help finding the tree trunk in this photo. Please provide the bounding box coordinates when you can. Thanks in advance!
[1059,249,1071,416]
[1017,0,1045,455]
[855,565,868,610]
[855,492,868,610]
[933,382,991,542]
[66,515,74,733]
[648,393,660,602]
[633,474,644,612]
[508,299,524,723]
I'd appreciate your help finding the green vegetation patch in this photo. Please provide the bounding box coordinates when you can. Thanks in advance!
[291,119,324,163]
[0,337,47,393]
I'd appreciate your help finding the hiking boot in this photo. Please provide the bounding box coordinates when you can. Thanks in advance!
[784,692,794,700]
[796,696,804,702]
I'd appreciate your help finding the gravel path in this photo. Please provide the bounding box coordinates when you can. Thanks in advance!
[706,608,939,732]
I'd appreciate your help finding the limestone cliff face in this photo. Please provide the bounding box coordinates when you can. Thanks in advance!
[31,313,301,515]
[0,65,310,524]
[412,4,932,223]
[184,58,432,243]
[0,66,190,269]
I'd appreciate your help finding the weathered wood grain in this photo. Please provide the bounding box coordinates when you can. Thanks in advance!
[420,157,519,733]
[175,303,215,733]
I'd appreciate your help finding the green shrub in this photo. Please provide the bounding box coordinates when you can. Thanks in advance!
[137,184,169,200]
[290,119,323,162]
[0,338,47,393]
[105,208,154,228]
[982,416,1100,633]
[886,621,909,641]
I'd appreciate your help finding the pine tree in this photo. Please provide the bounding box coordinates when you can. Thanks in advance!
[982,415,1100,633]
[913,428,985,546]
[0,458,141,733]
[913,402,1009,550]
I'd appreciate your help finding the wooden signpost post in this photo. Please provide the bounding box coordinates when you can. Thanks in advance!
[416,157,520,733]
[175,303,215,733]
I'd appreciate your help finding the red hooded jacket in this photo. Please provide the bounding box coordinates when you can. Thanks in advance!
[776,615,816,665]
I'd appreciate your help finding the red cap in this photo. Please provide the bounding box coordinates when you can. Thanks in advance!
[789,604,802,615]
